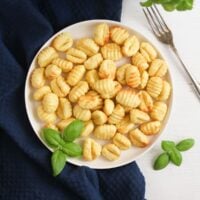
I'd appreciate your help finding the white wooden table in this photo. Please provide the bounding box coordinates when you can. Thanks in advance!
[121,1,200,199]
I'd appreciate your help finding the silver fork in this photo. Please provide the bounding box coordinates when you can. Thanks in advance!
[143,5,200,100]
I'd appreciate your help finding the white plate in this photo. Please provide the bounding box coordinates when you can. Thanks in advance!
[25,19,173,169]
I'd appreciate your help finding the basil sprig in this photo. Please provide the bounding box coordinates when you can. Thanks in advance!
[42,119,84,176]
[153,138,195,170]
[140,0,194,11]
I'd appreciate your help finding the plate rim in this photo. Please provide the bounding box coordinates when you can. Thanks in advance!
[24,19,173,169]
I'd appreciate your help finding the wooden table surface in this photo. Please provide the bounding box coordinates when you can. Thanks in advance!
[121,1,200,199]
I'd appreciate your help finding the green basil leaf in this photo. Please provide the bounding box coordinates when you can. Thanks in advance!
[168,147,182,166]
[161,140,176,152]
[63,120,84,142]
[140,0,153,7]
[162,3,176,11]
[154,152,170,170]
[176,138,195,151]
[51,150,67,176]
[61,142,82,157]
[43,128,65,148]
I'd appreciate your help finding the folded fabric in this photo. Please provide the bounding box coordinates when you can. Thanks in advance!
[0,0,145,199]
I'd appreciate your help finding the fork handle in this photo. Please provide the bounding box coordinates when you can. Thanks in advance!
[170,43,200,101]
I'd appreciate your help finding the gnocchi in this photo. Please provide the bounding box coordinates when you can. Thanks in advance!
[102,144,120,161]
[93,124,116,140]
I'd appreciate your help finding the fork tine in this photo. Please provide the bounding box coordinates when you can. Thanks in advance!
[153,5,170,31]
[142,8,161,37]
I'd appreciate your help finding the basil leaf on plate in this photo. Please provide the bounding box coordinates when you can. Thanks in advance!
[154,152,170,170]
[63,120,84,142]
[176,138,195,151]
[161,140,176,152]
[51,150,67,176]
[168,147,182,166]
[43,128,64,148]
[61,142,82,157]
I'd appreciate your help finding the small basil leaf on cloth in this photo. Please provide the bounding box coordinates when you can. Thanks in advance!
[168,147,182,166]
[176,138,195,151]
[43,128,64,148]
[51,150,67,176]
[61,142,82,157]
[154,152,170,170]
[63,120,84,142]
[161,140,176,152]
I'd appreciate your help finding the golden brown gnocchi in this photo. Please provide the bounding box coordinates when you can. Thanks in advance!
[56,98,72,119]
[116,64,132,85]
[73,104,91,122]
[66,48,87,64]
[85,70,99,89]
[37,105,57,123]
[93,124,116,140]
[131,52,149,71]
[140,42,157,62]
[130,109,150,124]
[139,70,149,89]
[108,104,125,125]
[52,58,73,73]
[102,143,120,161]
[116,116,134,134]
[42,93,59,113]
[146,77,163,98]
[45,64,62,80]
[157,80,171,101]
[148,59,168,77]
[129,129,149,147]
[81,120,94,137]
[31,68,45,89]
[98,60,116,80]
[103,99,115,116]
[139,91,154,112]
[140,121,161,135]
[33,86,51,101]
[94,23,109,46]
[125,65,141,88]
[92,110,107,125]
[84,53,103,70]
[150,102,167,121]
[110,26,129,45]
[113,133,131,150]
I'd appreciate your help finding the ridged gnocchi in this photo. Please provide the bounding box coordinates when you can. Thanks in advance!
[66,65,86,86]
[81,120,94,137]
[33,86,51,101]
[73,104,91,121]
[94,23,109,46]
[101,43,122,61]
[93,124,116,140]
[85,70,99,89]
[110,26,129,45]
[113,133,131,150]
[52,32,73,51]
[125,65,141,88]
[129,129,149,147]
[148,59,168,77]
[103,99,115,116]
[116,64,132,85]
[102,143,120,161]
[139,70,149,89]
[130,109,150,124]
[84,53,103,70]
[52,58,73,73]
[56,98,72,119]
[31,68,45,89]
[42,93,59,113]
[139,91,154,112]
[140,42,157,62]
[157,80,171,101]
[146,77,163,98]
[98,60,116,80]
[131,52,149,71]
[37,105,57,123]
[45,64,61,80]
[116,116,134,134]
[140,121,161,135]
[92,110,107,125]
[108,104,125,125]
[150,102,167,121]
[66,48,87,64]
[83,138,102,161]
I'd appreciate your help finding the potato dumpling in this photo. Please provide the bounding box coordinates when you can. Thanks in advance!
[150,102,167,121]
[94,23,109,46]
[73,104,91,122]
[44,123,58,131]
[69,81,89,103]
[108,104,125,125]
[92,110,107,125]
[130,109,150,124]
[57,118,75,131]
[76,38,99,56]
[52,32,73,51]
[129,128,149,147]
[98,60,116,80]
[116,88,140,108]
[116,116,134,134]
[102,143,120,161]
[66,65,86,86]
[148,59,168,77]
[52,58,73,73]
[66,48,87,64]
[31,68,45,89]
[101,43,122,61]
[33,86,51,101]
[116,64,132,85]
[81,120,94,137]
[50,76,70,97]
[138,91,154,112]
[103,99,115,116]
[85,70,99,89]
[110,26,129,45]
[93,124,116,140]
[131,52,149,72]
[37,47,58,67]
[140,42,157,62]
[146,77,163,98]
[56,98,72,120]
[45,64,62,80]
[37,105,57,123]
[122,35,140,57]
[84,53,103,70]
[125,65,141,88]
[113,133,131,150]
[157,80,171,101]
[140,121,161,135]
[139,70,149,89]
[83,138,102,161]
[42,93,59,113]
[78,91,102,110]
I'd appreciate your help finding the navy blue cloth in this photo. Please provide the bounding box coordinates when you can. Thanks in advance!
[0,0,145,199]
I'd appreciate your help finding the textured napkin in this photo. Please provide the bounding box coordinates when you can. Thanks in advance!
[0,0,145,199]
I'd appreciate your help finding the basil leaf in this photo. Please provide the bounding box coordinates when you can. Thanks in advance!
[140,0,153,7]
[161,140,176,152]
[63,120,84,142]
[43,128,65,148]
[61,142,82,157]
[154,152,170,170]
[176,138,195,151]
[168,147,182,166]
[51,150,67,176]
